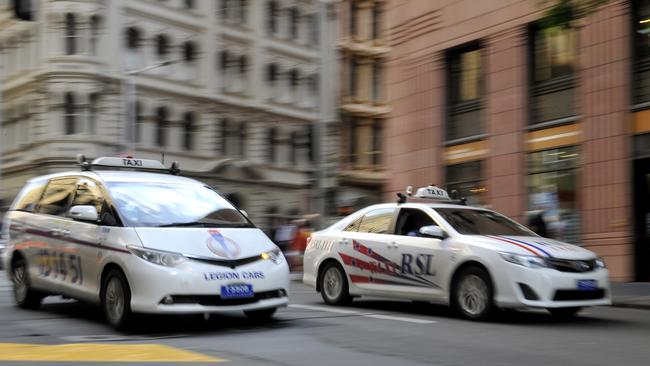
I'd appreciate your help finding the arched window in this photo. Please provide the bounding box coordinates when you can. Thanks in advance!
[183,111,195,150]
[289,7,300,40]
[156,107,168,147]
[126,27,142,49]
[267,1,279,34]
[64,92,76,134]
[183,41,197,62]
[65,13,77,55]
[156,34,170,59]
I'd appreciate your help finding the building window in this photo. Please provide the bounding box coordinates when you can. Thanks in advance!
[238,0,248,24]
[634,1,650,105]
[527,147,580,244]
[289,69,300,92]
[347,117,357,164]
[126,27,141,49]
[135,101,143,143]
[65,13,77,55]
[90,16,100,56]
[349,1,358,38]
[88,93,98,135]
[183,112,195,151]
[221,119,243,157]
[289,7,300,40]
[238,123,247,157]
[64,92,77,135]
[372,60,382,101]
[349,57,358,98]
[220,50,230,73]
[239,55,248,76]
[267,1,279,34]
[184,0,195,9]
[268,127,277,163]
[156,34,170,59]
[290,131,298,165]
[311,13,319,45]
[530,24,577,125]
[267,63,278,84]
[372,3,382,40]
[305,125,314,162]
[372,119,382,166]
[445,160,485,206]
[447,43,483,141]
[183,41,197,62]
[156,107,168,147]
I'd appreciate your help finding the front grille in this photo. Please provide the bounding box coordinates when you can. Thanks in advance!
[164,289,287,306]
[187,255,262,269]
[547,258,597,273]
[553,289,606,301]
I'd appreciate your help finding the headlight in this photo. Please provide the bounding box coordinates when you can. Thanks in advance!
[595,257,606,269]
[127,245,186,267]
[499,252,548,269]
[261,248,284,264]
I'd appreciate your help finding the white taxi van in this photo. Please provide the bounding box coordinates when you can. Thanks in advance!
[1,156,289,328]
[303,186,610,320]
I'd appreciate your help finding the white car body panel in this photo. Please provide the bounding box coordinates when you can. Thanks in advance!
[303,202,611,310]
[2,168,290,316]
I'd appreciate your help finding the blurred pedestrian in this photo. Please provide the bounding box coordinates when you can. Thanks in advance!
[528,211,547,238]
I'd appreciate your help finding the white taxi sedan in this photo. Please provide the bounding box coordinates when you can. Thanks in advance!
[2,157,289,329]
[303,186,610,320]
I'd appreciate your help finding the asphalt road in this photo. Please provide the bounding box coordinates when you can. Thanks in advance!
[0,271,649,366]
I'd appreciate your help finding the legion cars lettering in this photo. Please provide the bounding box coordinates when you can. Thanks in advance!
[204,271,265,280]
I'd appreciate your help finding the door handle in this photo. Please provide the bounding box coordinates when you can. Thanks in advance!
[61,230,71,237]
[388,242,398,249]
[339,238,350,245]
[50,228,60,236]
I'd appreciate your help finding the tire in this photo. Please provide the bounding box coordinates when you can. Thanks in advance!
[319,262,352,305]
[451,266,495,320]
[101,269,133,330]
[547,307,582,318]
[244,307,277,321]
[12,257,43,309]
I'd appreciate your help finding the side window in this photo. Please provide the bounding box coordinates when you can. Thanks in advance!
[10,180,47,212]
[344,217,362,232]
[358,208,395,234]
[71,179,104,215]
[37,178,78,216]
[395,208,435,237]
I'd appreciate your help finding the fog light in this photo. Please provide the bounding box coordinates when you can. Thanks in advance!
[162,295,173,305]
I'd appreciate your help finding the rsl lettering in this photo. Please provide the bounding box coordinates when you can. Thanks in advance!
[401,253,435,275]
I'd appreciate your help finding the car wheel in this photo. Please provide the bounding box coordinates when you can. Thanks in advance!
[12,257,43,309]
[244,307,277,321]
[547,307,582,318]
[319,262,352,305]
[451,266,495,320]
[101,269,133,330]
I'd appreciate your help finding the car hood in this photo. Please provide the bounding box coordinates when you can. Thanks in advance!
[471,235,596,260]
[134,227,277,259]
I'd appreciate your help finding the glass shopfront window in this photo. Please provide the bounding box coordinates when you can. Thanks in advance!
[527,146,580,244]
[446,161,486,206]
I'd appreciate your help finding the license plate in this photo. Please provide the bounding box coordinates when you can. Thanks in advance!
[577,280,598,291]
[220,284,254,299]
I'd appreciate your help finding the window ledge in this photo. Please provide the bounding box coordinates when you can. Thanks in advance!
[527,116,580,131]
[444,134,487,147]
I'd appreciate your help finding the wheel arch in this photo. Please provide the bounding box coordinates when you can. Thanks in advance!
[448,259,495,296]
[99,262,130,297]
[315,256,346,292]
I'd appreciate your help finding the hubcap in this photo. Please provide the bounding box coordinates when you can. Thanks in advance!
[13,264,27,303]
[323,267,343,300]
[457,274,488,316]
[105,277,125,323]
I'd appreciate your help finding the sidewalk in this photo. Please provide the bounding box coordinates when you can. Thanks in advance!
[611,282,650,310]
[290,274,650,310]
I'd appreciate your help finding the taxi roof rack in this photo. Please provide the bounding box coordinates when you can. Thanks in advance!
[397,184,467,206]
[77,155,181,175]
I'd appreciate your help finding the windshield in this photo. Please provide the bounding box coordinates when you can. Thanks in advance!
[434,208,536,236]
[108,182,253,228]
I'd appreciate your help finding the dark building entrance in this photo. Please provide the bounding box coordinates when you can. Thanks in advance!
[633,134,650,281]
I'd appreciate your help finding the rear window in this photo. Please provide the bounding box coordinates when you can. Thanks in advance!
[10,180,47,212]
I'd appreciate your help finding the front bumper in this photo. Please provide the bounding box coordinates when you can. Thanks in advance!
[493,262,612,309]
[124,255,290,314]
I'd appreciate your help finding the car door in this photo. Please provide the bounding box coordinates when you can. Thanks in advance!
[337,207,401,294]
[389,207,447,298]
[31,177,79,293]
[60,177,109,301]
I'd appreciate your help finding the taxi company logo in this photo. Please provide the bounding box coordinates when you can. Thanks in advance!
[206,230,241,258]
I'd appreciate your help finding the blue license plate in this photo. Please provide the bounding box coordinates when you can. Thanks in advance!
[577,280,598,291]
[220,284,254,299]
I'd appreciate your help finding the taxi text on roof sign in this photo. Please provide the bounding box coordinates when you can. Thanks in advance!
[91,157,167,170]
[413,185,450,200]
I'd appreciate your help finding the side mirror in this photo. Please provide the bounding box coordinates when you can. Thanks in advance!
[419,225,446,239]
[69,205,99,223]
[240,210,249,218]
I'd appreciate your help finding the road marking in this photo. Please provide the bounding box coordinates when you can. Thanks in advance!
[0,343,225,363]
[289,304,438,324]
[289,304,361,314]
[363,314,438,324]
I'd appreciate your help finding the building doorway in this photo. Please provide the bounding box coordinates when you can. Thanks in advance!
[633,157,650,281]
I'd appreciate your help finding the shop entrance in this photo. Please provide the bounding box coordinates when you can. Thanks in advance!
[633,157,650,281]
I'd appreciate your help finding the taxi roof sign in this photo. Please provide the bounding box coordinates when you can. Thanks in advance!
[77,155,181,175]
[413,185,451,200]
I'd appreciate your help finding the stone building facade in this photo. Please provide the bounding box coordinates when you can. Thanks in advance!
[0,0,334,231]
[385,0,650,281]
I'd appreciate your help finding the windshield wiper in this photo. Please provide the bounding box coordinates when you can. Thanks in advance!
[157,221,209,228]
